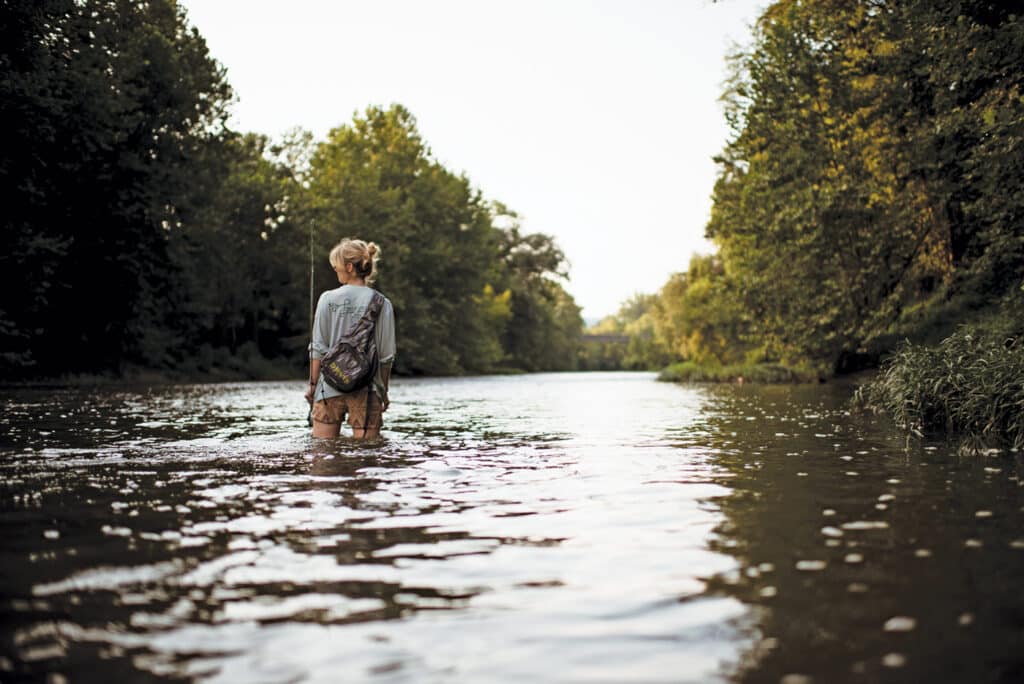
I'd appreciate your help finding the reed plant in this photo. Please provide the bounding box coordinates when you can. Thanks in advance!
[855,326,1024,451]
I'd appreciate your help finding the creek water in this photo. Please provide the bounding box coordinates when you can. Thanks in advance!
[1,372,1022,683]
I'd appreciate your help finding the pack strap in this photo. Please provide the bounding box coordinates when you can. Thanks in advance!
[345,291,385,340]
[359,292,383,436]
[364,386,373,435]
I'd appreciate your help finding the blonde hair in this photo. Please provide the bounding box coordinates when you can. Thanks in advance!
[329,238,381,284]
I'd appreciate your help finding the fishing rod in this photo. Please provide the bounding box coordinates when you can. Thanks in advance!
[307,218,315,427]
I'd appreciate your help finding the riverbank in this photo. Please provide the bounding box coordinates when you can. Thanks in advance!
[0,356,541,388]
[657,361,820,384]
[0,349,301,388]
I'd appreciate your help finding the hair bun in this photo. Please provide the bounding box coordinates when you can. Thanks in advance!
[330,237,380,284]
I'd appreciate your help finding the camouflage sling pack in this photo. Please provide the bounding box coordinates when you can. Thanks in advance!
[320,291,385,393]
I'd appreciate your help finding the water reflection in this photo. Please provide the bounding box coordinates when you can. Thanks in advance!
[696,384,1024,683]
[2,374,1021,682]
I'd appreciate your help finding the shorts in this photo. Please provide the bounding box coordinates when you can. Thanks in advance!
[312,388,383,430]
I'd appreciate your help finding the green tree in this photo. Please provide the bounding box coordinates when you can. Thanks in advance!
[492,213,582,371]
[168,133,304,367]
[2,3,584,379]
[649,254,752,366]
[304,105,500,374]
[703,0,1021,370]
[304,105,582,375]
[583,293,672,370]
[0,0,232,373]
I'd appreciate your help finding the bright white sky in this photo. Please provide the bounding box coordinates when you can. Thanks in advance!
[180,0,765,321]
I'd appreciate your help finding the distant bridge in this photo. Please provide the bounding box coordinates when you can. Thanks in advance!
[581,334,629,344]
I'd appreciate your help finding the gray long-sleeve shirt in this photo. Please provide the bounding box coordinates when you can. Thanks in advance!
[310,285,396,402]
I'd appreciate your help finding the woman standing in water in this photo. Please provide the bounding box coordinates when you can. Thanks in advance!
[305,238,396,438]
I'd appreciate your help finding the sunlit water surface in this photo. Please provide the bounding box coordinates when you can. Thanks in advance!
[1,373,1022,683]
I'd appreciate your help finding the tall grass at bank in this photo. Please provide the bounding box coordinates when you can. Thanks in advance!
[855,327,1024,451]
[657,361,819,384]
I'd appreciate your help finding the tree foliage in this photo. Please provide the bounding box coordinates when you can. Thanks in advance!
[302,106,580,375]
[1,7,582,378]
[1,0,231,372]
[621,0,1024,376]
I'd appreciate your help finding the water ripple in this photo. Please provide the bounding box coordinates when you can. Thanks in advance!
[2,373,1022,682]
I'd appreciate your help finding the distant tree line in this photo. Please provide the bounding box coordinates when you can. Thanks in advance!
[1,0,582,379]
[596,0,1024,377]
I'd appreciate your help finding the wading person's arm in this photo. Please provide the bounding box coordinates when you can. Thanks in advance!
[305,296,342,436]
[376,298,397,412]
[306,291,332,422]
[379,361,392,410]
[305,358,321,406]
